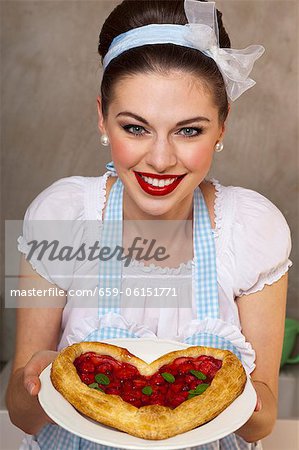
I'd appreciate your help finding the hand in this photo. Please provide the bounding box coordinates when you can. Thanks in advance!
[235,384,263,441]
[252,379,265,413]
[23,350,58,396]
[254,394,262,412]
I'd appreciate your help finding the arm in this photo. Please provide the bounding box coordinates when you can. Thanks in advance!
[234,272,288,443]
[5,255,66,435]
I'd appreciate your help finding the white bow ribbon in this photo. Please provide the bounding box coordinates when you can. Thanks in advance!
[183,0,265,101]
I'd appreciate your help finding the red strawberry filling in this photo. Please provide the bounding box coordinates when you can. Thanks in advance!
[74,352,222,409]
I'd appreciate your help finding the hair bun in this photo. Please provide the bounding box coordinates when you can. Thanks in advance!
[98,0,230,59]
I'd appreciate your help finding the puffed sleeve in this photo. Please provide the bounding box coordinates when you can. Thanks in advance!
[231,187,292,297]
[17,176,87,291]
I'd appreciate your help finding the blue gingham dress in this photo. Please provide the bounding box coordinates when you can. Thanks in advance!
[25,166,260,450]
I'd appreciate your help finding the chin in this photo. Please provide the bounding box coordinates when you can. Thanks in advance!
[137,202,171,217]
[144,195,182,216]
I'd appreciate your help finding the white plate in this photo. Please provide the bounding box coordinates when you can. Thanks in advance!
[39,338,256,449]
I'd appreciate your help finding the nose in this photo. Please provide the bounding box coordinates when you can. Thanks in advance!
[144,137,177,173]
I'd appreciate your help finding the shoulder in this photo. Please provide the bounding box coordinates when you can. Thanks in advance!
[199,178,283,234]
[23,174,109,221]
[215,181,292,296]
[228,184,291,239]
[205,178,291,236]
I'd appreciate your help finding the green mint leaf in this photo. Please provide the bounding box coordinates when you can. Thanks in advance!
[188,389,196,395]
[88,383,104,392]
[194,383,209,394]
[95,373,110,385]
[188,393,197,400]
[161,372,175,383]
[190,370,207,380]
[188,383,210,400]
[142,386,153,395]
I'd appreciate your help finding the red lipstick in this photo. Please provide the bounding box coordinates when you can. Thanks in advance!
[133,171,186,196]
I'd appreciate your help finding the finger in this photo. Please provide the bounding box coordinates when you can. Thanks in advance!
[24,358,42,396]
[24,351,55,377]
[254,397,262,412]
[24,377,41,396]
[24,351,56,396]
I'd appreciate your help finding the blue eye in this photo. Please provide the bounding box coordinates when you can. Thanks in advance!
[123,125,146,136]
[122,124,204,138]
[178,127,204,138]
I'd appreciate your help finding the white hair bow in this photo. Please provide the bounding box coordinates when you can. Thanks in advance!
[183,0,265,101]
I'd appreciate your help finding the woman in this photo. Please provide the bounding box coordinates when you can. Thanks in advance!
[6,1,292,449]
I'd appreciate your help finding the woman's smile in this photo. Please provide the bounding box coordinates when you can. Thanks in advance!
[133,171,187,196]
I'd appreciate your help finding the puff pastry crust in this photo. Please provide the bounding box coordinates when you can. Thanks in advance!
[50,341,246,440]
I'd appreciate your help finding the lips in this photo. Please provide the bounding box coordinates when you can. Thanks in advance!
[134,171,186,197]
[135,171,185,180]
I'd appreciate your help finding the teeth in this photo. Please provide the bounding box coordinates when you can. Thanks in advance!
[141,175,178,187]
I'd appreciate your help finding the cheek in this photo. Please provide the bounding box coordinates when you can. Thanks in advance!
[182,143,214,172]
[109,137,140,168]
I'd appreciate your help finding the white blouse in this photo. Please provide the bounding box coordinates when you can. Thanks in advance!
[18,171,293,353]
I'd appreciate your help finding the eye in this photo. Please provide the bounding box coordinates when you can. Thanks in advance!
[178,127,204,138]
[122,125,147,136]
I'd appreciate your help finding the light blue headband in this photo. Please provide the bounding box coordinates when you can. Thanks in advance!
[102,0,265,102]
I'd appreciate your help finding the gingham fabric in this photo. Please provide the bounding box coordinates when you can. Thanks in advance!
[185,333,242,362]
[192,183,219,321]
[30,425,262,450]
[30,164,261,450]
[97,176,123,316]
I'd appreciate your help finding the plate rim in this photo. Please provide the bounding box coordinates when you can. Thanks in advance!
[39,338,256,449]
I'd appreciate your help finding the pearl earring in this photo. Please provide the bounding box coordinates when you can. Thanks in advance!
[100,134,110,147]
[215,142,224,153]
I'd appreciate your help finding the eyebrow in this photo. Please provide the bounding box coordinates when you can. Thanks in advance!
[116,111,210,126]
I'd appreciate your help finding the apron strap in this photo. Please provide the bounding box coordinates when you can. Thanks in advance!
[98,177,123,315]
[193,187,220,320]
[105,160,117,174]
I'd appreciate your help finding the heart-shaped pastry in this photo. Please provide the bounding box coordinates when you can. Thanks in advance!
[51,341,246,440]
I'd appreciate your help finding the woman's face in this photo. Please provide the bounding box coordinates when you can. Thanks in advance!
[97,71,227,219]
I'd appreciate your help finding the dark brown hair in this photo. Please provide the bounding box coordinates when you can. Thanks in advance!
[98,0,231,124]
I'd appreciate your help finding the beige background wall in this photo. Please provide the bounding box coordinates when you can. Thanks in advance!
[1,0,298,360]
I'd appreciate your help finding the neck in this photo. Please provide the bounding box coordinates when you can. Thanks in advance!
[122,189,194,265]
[123,190,194,222]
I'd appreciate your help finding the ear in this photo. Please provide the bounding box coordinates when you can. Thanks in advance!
[218,103,231,141]
[96,95,107,134]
